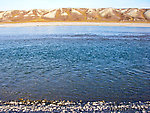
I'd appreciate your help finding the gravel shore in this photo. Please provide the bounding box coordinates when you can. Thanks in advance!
[0,22,150,27]
[0,100,149,112]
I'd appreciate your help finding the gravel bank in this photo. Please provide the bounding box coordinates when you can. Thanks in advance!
[0,22,150,27]
[0,100,149,112]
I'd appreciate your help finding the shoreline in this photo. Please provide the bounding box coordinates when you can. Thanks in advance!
[0,100,149,112]
[1,22,150,27]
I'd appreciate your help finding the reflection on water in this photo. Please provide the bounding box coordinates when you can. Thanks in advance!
[0,26,150,102]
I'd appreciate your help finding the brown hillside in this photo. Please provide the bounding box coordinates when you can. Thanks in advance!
[0,8,150,23]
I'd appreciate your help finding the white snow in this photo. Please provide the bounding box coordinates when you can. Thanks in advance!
[30,14,35,17]
[72,9,82,15]
[24,13,35,17]
[42,9,55,13]
[3,11,12,17]
[58,8,68,16]
[87,17,94,20]
[127,9,138,17]
[47,8,56,12]
[24,15,28,17]
[36,12,41,17]
[36,9,46,15]
[24,10,35,17]
[61,12,68,16]
[144,10,150,19]
[14,15,18,18]
[26,10,40,16]
[37,9,43,13]
[43,10,57,18]
[120,9,128,13]
[99,8,115,17]
[0,12,4,18]
[87,8,95,14]
[59,8,63,12]
[6,11,12,14]
[28,10,34,15]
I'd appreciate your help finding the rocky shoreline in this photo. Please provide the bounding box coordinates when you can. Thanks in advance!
[0,100,149,112]
[1,22,150,27]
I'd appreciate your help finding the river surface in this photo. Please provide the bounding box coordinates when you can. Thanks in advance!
[0,26,149,102]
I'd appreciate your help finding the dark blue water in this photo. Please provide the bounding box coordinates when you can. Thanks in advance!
[0,26,150,102]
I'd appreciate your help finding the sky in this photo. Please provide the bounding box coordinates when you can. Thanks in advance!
[0,0,150,11]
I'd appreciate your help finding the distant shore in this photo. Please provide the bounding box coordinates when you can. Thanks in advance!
[0,22,150,27]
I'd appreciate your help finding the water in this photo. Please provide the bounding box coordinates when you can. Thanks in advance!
[0,26,150,102]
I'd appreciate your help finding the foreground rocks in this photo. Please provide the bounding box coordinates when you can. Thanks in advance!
[0,100,149,112]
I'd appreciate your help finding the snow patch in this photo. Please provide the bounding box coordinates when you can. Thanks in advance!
[42,9,55,13]
[28,10,33,15]
[30,14,35,17]
[144,10,150,20]
[37,9,43,13]
[36,12,41,17]
[120,9,128,13]
[72,9,82,15]
[127,9,138,17]
[61,12,68,16]
[24,15,28,17]
[3,11,12,17]
[0,12,4,18]
[59,8,63,12]
[99,8,115,17]
[14,15,18,18]
[36,9,46,15]
[87,8,95,14]
[24,10,35,17]
[43,10,57,18]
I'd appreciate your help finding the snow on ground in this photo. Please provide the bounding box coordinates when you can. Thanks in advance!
[144,10,150,20]
[72,9,82,15]
[0,12,4,18]
[127,9,138,17]
[99,8,115,17]
[61,12,68,16]
[43,10,57,18]
[87,8,95,14]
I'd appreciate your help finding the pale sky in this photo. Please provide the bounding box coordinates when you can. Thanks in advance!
[0,0,150,11]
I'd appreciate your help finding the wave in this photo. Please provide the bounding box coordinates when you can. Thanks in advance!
[0,33,150,41]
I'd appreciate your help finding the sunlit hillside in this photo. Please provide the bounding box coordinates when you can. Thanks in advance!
[0,8,150,23]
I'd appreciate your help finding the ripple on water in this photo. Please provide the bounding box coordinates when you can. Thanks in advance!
[0,26,150,102]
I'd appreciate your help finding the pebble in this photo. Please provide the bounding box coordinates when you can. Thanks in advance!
[0,100,149,112]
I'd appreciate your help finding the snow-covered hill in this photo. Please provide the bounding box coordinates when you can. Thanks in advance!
[0,8,150,22]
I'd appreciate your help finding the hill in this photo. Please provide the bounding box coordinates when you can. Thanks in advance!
[0,8,150,23]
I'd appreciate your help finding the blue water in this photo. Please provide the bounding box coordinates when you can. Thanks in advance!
[0,26,150,102]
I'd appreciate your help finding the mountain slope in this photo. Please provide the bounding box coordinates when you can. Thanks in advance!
[0,8,150,23]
